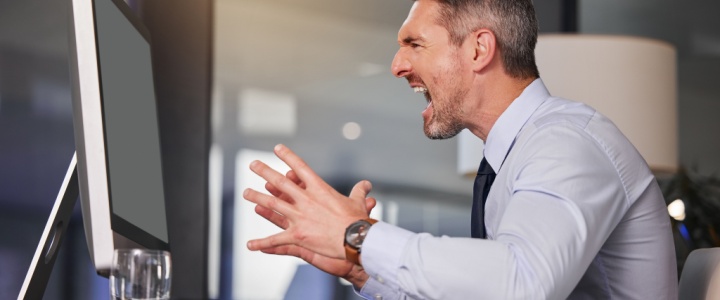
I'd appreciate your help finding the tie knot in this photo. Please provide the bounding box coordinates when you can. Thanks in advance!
[477,158,495,175]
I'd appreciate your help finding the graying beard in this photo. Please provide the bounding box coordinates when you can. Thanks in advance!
[425,120,463,140]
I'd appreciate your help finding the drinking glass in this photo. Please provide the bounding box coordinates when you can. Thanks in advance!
[110,249,171,300]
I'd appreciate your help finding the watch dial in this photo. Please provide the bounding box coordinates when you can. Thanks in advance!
[345,221,371,249]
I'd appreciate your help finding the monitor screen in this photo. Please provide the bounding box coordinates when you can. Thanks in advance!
[94,0,168,245]
[69,0,170,276]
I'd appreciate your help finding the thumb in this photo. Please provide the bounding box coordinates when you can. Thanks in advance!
[365,197,377,213]
[349,180,372,201]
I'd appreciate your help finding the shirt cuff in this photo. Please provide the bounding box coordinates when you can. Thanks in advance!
[355,277,399,300]
[361,221,415,294]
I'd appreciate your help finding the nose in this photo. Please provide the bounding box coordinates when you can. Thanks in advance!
[391,48,411,78]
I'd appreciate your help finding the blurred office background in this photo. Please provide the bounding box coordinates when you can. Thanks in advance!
[1,0,719,299]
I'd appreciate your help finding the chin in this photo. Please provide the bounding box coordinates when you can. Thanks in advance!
[424,120,463,140]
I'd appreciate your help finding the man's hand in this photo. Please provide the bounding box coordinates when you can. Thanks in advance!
[254,198,373,287]
[243,144,373,260]
[258,243,370,287]
[248,154,376,288]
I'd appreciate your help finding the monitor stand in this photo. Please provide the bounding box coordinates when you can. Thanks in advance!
[18,153,79,300]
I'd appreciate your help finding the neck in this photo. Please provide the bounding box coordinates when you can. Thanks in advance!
[465,72,536,142]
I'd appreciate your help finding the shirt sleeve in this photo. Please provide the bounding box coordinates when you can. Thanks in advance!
[357,222,413,299]
[358,123,631,299]
[361,223,518,299]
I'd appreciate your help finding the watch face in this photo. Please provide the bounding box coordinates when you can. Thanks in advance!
[345,220,372,249]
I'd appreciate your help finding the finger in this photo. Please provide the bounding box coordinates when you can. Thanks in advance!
[250,160,305,201]
[286,170,307,190]
[243,188,295,217]
[286,170,302,185]
[265,182,282,198]
[273,144,321,185]
[255,204,289,229]
[260,245,297,256]
[260,245,314,266]
[265,182,295,204]
[285,170,306,189]
[365,197,377,212]
[349,180,372,200]
[265,170,303,197]
[247,231,295,251]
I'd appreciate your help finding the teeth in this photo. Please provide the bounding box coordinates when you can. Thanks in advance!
[413,87,428,94]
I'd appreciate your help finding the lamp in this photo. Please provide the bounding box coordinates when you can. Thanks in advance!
[458,34,678,176]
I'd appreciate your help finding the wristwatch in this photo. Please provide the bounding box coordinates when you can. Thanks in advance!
[344,218,378,265]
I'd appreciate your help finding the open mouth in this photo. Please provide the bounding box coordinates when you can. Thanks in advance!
[413,86,431,106]
[410,85,433,119]
[407,75,431,113]
[412,86,430,104]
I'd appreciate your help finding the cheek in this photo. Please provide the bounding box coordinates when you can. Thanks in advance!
[430,62,462,92]
[420,51,465,91]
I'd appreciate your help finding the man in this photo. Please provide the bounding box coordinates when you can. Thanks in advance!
[242,0,678,298]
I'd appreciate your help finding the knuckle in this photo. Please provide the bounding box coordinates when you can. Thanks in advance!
[267,235,277,247]
[267,196,279,210]
[292,229,306,243]
[274,176,291,190]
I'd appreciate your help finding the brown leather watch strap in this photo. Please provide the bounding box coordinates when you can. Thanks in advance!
[345,245,361,266]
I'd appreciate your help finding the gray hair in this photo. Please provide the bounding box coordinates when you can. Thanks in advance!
[418,0,540,79]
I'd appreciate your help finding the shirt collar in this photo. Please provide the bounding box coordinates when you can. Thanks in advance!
[483,78,550,172]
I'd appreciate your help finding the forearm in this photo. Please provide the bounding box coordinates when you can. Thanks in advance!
[360,205,617,299]
[363,227,520,299]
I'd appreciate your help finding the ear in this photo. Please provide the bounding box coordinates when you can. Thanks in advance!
[469,29,497,72]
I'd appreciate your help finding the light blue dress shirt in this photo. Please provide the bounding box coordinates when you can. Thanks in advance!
[358,79,678,299]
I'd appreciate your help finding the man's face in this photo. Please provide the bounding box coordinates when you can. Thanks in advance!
[391,0,470,139]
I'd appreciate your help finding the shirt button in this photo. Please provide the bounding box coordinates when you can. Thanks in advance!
[376,276,385,284]
[374,294,383,300]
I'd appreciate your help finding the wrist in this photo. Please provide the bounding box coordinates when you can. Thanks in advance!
[344,218,378,265]
[344,265,369,288]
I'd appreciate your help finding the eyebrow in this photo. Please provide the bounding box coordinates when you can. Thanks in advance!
[401,35,425,45]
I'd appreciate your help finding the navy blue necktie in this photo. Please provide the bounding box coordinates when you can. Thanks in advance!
[471,158,496,239]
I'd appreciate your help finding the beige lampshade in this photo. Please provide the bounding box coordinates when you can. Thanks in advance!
[458,34,678,175]
[535,34,678,173]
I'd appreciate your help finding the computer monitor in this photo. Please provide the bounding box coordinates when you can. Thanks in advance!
[18,0,169,297]
[69,0,170,276]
